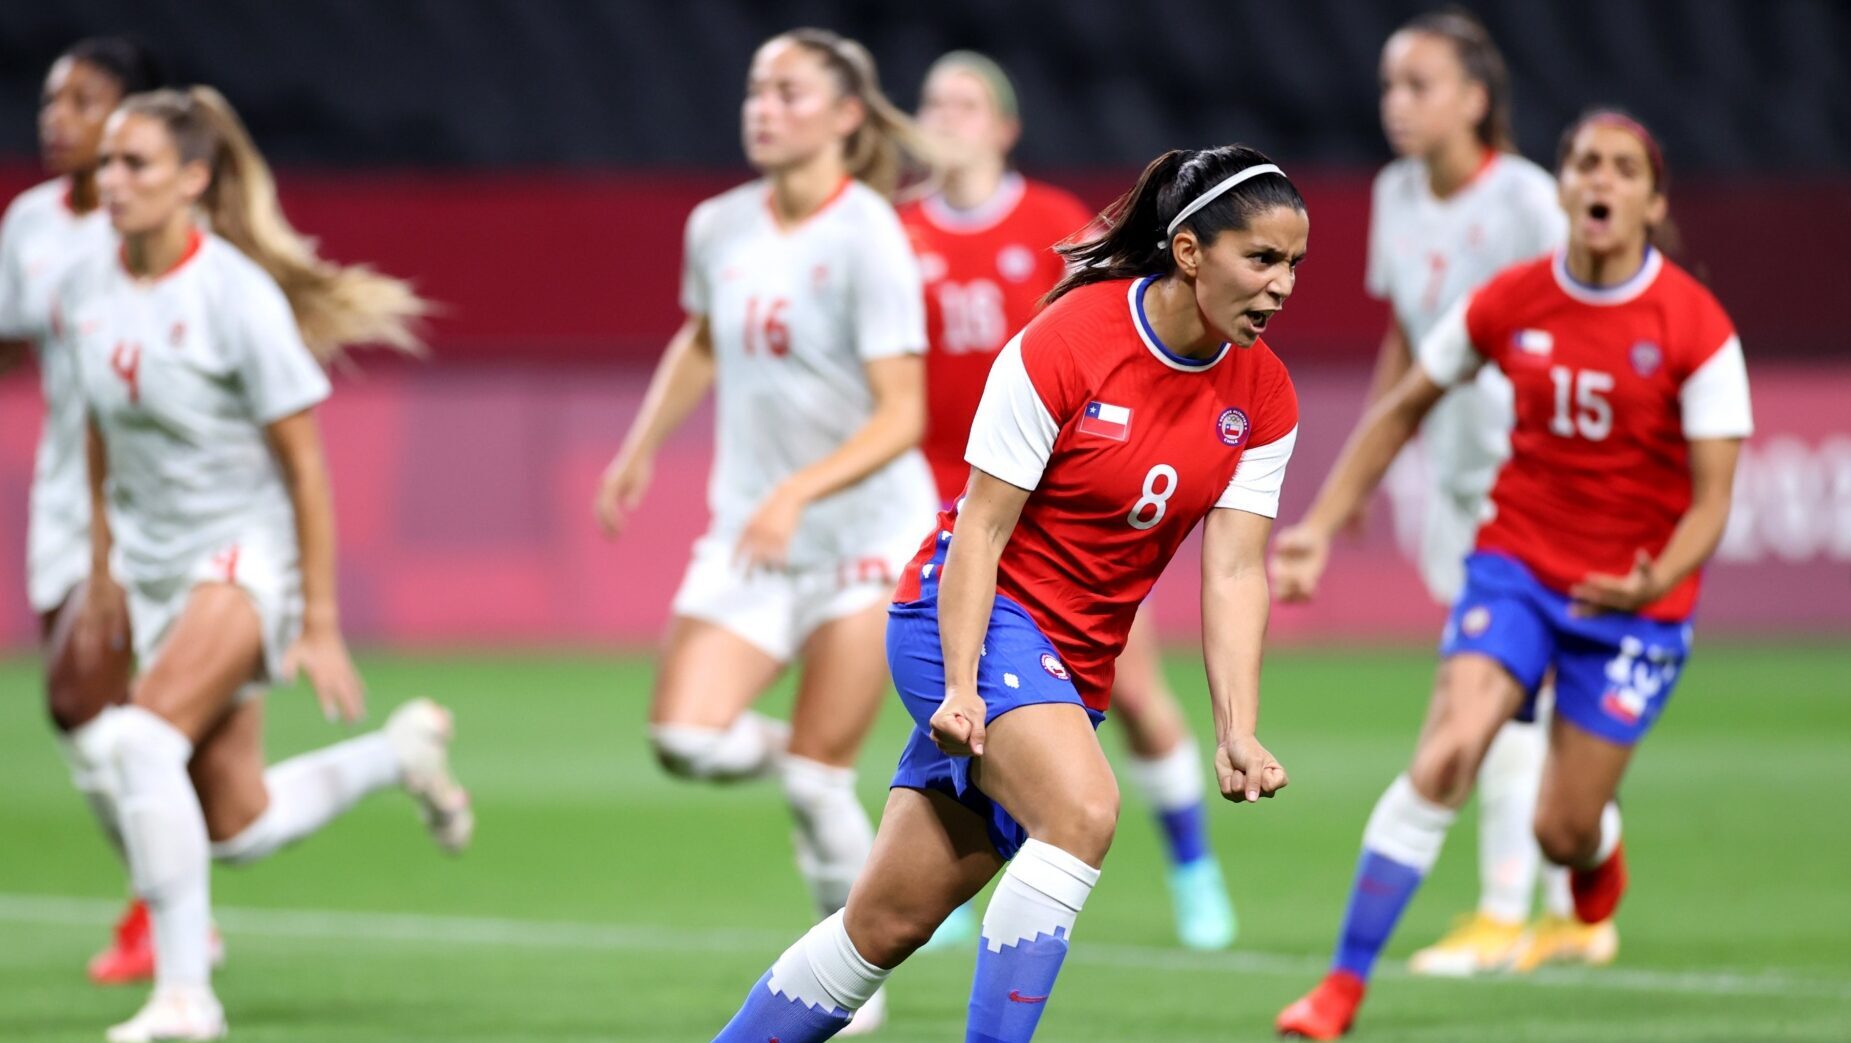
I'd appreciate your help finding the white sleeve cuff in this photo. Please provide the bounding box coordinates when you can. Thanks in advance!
[1415,298,1484,389]
[1680,335,1754,439]
[964,333,1057,491]
[1214,424,1297,518]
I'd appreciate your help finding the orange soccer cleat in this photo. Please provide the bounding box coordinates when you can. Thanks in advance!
[1276,969,1365,1040]
[1570,842,1628,924]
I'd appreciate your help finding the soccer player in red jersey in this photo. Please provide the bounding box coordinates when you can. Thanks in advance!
[1272,111,1751,1039]
[715,145,1303,1042]
[902,50,1239,954]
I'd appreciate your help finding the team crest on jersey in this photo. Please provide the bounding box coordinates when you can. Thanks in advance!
[1510,329,1554,357]
[1039,653,1069,680]
[996,244,1036,283]
[1461,605,1492,638]
[1216,407,1251,447]
[1630,341,1663,378]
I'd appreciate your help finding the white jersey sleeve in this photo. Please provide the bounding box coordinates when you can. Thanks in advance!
[1363,166,1394,300]
[1215,425,1298,518]
[1415,296,1485,389]
[0,198,26,337]
[232,275,331,424]
[678,200,715,317]
[964,333,1057,491]
[1680,335,1754,439]
[848,202,926,361]
[1514,166,1569,259]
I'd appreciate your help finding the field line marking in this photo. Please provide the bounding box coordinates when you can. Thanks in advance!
[1,893,1845,1001]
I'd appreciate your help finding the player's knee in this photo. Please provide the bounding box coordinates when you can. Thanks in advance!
[844,900,932,967]
[647,724,721,780]
[1534,811,1601,867]
[209,809,279,867]
[1032,787,1119,865]
[1409,736,1479,807]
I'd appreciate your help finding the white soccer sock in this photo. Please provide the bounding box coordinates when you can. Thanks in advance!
[59,716,127,862]
[781,755,874,916]
[1362,774,1457,873]
[106,706,212,990]
[766,909,891,1013]
[1542,865,1575,918]
[1588,802,1622,868]
[1475,718,1548,923]
[211,732,401,865]
[1125,739,1206,814]
[981,839,1101,952]
[649,712,786,782]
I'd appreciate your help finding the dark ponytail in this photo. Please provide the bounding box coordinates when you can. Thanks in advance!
[1047,145,1303,304]
[60,37,167,96]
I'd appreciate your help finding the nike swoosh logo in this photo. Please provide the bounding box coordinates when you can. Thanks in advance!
[1008,990,1048,1004]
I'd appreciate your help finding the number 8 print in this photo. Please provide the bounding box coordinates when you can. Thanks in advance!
[1128,464,1178,530]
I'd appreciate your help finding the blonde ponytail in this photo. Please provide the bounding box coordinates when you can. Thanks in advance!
[779,29,937,200]
[119,87,428,363]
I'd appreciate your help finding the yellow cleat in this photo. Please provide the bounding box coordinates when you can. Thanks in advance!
[1408,913,1527,976]
[1511,915,1620,973]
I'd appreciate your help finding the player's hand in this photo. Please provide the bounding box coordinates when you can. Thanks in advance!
[1570,549,1661,616]
[1215,733,1287,803]
[930,687,988,757]
[734,484,804,575]
[282,617,367,724]
[73,571,131,663]
[594,449,653,540]
[1268,522,1331,602]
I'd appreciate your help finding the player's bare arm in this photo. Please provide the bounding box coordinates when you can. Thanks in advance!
[1202,505,1287,802]
[929,467,1029,758]
[1571,437,1742,615]
[268,407,365,724]
[596,314,715,538]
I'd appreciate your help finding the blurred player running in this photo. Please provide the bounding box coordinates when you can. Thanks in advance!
[1273,110,1751,1039]
[713,145,1301,1043]
[594,28,938,1035]
[64,86,473,1042]
[900,50,1237,952]
[1358,9,1615,975]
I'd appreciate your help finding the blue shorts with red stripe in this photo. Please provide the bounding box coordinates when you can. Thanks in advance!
[1441,552,1694,746]
[886,534,1102,860]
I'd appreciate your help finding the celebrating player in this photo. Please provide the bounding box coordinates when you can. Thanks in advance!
[901,50,1238,951]
[1357,9,1614,975]
[713,144,1302,1042]
[593,28,936,1035]
[1272,111,1751,1038]
[0,37,176,985]
[66,86,473,1042]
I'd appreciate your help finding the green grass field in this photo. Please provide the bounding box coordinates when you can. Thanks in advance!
[2,642,1847,1042]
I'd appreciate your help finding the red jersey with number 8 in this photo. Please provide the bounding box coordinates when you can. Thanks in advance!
[893,277,1300,710]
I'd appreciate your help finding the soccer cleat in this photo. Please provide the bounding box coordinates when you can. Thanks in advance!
[1167,857,1238,950]
[386,698,475,854]
[88,902,225,986]
[105,986,226,1042]
[1406,912,1526,976]
[1570,842,1628,924]
[1276,970,1365,1040]
[918,901,977,953]
[1510,916,1619,973]
[836,984,887,1037]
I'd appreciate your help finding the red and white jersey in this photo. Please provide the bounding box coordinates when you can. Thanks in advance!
[1368,153,1566,499]
[1418,248,1753,620]
[56,230,330,586]
[895,277,1299,710]
[681,177,936,567]
[899,175,1095,500]
[0,178,115,610]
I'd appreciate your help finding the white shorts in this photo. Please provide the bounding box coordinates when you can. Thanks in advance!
[1418,488,1487,606]
[126,531,303,702]
[26,506,90,616]
[670,533,916,662]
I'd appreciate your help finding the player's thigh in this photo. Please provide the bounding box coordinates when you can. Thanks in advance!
[788,598,890,767]
[1409,652,1528,804]
[1534,714,1634,863]
[1108,607,1186,756]
[974,702,1119,865]
[42,579,134,731]
[133,582,266,743]
[845,786,1004,967]
[189,697,272,842]
[647,615,784,729]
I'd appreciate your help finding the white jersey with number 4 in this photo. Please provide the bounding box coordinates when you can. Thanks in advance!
[680,178,935,568]
[1367,153,1566,500]
[56,230,331,588]
[0,178,114,612]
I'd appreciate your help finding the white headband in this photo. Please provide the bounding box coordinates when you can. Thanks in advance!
[1162,163,1286,244]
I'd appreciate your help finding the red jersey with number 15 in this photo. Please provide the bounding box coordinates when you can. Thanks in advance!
[894,277,1300,710]
[900,176,1096,500]
[1417,248,1754,621]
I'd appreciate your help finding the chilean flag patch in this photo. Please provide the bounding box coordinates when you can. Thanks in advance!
[1078,401,1131,441]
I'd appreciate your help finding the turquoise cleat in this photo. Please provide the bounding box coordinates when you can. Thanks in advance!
[919,900,978,952]
[1168,858,1237,950]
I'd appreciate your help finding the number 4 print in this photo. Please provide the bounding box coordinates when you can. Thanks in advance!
[110,341,143,404]
[1549,365,1613,441]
